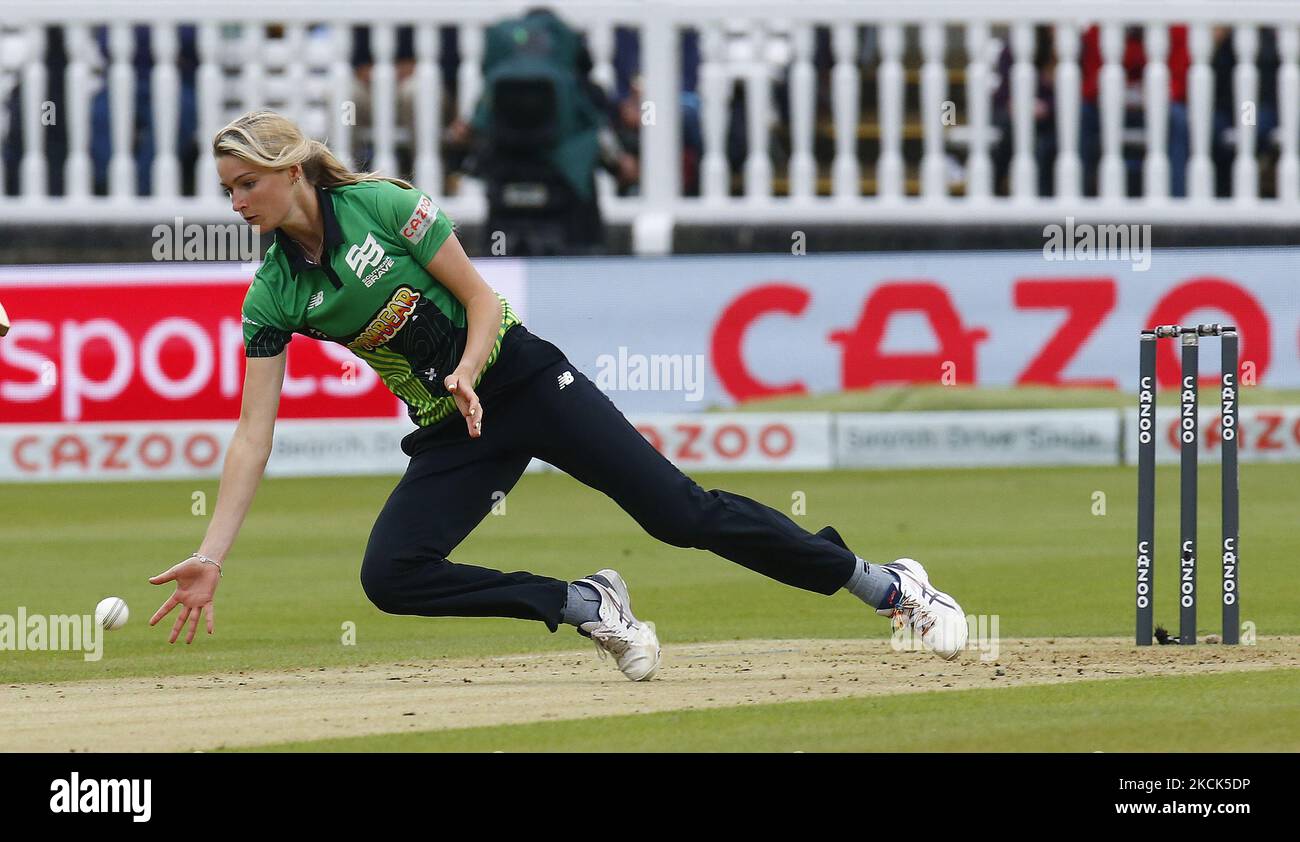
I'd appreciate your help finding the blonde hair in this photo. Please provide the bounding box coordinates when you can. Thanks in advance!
[212,110,413,190]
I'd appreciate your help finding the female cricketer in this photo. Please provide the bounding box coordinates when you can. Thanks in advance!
[147,110,968,679]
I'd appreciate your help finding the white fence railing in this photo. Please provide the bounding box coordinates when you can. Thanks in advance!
[4,1,1300,253]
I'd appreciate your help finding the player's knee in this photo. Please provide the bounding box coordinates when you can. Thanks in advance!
[359,548,416,615]
[360,544,453,614]
[359,558,401,614]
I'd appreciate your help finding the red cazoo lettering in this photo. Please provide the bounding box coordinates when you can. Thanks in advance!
[1255,412,1284,450]
[635,422,798,463]
[674,423,705,461]
[12,432,222,474]
[401,195,436,244]
[1014,278,1117,387]
[102,433,130,470]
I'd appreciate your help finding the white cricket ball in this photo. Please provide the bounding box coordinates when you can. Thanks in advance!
[95,597,129,631]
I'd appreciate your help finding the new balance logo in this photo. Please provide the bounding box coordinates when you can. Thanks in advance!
[308,290,324,310]
[557,370,575,389]
[345,232,385,277]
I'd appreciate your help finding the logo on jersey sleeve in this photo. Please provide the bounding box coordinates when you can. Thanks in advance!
[347,286,423,352]
[401,195,438,245]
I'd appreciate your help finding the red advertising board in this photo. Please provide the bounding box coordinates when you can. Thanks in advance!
[0,267,401,423]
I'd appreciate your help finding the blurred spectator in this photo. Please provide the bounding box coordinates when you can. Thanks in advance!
[679,30,702,195]
[1079,26,1145,196]
[712,25,792,195]
[2,27,68,196]
[607,27,701,196]
[1071,25,1192,197]
[1212,26,1278,197]
[88,26,199,196]
[443,7,635,254]
[348,25,417,175]
[610,73,643,196]
[4,25,200,197]
[992,25,1056,197]
[1166,26,1191,197]
[445,10,635,186]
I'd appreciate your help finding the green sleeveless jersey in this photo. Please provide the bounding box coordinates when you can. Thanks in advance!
[240,180,520,427]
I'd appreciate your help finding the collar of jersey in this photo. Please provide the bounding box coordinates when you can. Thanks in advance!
[273,183,345,287]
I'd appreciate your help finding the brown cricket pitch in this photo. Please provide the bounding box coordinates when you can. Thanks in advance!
[2,636,1296,752]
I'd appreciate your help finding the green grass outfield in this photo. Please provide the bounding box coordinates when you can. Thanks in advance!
[247,669,1300,752]
[7,382,1295,751]
[3,461,1296,750]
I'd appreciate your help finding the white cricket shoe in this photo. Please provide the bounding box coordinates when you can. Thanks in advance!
[878,558,968,661]
[575,569,661,681]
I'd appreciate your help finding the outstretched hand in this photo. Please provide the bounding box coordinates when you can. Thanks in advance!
[445,369,483,438]
[148,557,220,644]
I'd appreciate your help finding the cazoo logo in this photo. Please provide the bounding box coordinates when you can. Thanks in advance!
[402,194,437,245]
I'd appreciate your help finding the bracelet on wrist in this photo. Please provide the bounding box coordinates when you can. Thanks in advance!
[191,553,223,577]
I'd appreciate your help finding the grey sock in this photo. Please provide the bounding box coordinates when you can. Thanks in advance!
[561,581,603,626]
[844,557,902,610]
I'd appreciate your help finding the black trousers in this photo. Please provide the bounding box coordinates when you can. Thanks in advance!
[360,325,858,631]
